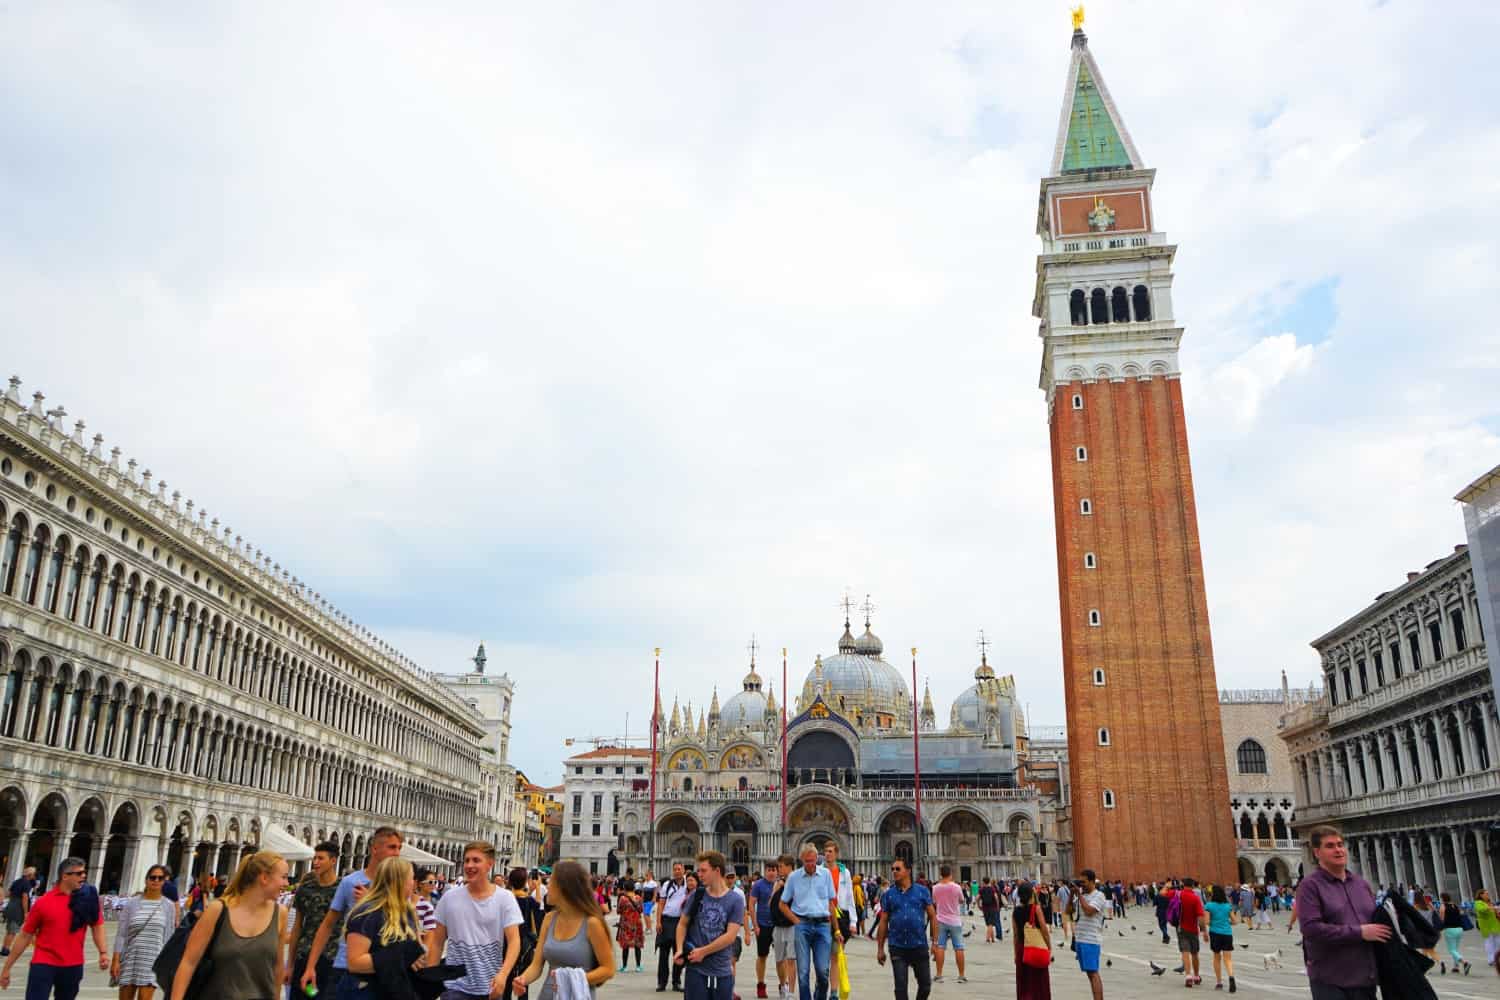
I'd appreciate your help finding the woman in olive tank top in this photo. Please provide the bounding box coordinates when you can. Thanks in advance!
[169,852,290,1000]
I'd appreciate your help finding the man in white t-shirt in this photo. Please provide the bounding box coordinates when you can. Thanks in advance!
[425,842,522,1000]
[1072,870,1107,1000]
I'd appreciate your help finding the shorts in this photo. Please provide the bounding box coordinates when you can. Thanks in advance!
[4,917,22,935]
[644,900,655,916]
[757,925,774,958]
[733,937,742,961]
[982,909,1001,928]
[773,925,795,963]
[1075,941,1101,973]
[1177,929,1201,954]
[1209,932,1234,953]
[936,923,963,951]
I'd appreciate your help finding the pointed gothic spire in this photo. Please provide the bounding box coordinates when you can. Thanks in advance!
[920,681,936,730]
[1049,18,1143,175]
[709,687,721,719]
[670,697,681,734]
[765,682,778,716]
[696,708,706,738]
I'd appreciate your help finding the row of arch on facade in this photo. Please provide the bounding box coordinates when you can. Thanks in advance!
[0,643,476,831]
[0,785,463,893]
[1236,856,1295,887]
[1068,285,1152,326]
[0,500,476,777]
[626,797,1036,877]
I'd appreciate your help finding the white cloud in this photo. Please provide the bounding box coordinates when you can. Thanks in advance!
[3,2,1498,782]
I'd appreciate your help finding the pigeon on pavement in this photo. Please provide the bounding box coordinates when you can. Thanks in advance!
[1149,961,1166,976]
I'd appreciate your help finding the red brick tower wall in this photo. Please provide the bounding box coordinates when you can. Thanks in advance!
[1050,374,1236,884]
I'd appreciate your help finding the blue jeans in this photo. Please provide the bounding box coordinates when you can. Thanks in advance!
[793,921,831,1000]
[25,964,82,1000]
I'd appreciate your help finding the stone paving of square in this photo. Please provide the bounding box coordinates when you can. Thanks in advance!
[16,909,1497,1000]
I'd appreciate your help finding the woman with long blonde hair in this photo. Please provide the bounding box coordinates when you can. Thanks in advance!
[169,852,288,1000]
[344,857,423,996]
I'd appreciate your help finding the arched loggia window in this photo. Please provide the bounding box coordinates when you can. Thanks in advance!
[1069,290,1088,326]
[1111,286,1130,322]
[1090,288,1109,324]
[1132,285,1151,321]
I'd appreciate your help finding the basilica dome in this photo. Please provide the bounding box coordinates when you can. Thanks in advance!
[950,654,1021,745]
[721,665,772,729]
[798,616,911,730]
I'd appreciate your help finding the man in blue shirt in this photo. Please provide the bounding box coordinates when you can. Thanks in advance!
[876,858,936,1000]
[777,845,837,1000]
[747,861,779,999]
[299,826,405,1000]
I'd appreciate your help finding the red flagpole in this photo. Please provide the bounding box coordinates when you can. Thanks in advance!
[649,648,660,862]
[911,647,922,837]
[781,647,788,831]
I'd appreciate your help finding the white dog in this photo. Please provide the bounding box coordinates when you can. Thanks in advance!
[1261,948,1283,970]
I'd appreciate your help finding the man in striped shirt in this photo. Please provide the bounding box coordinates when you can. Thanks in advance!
[414,868,438,941]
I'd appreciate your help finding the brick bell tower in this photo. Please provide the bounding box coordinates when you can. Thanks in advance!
[1033,20,1235,883]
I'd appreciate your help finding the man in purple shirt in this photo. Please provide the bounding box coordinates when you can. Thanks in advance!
[1294,825,1390,1000]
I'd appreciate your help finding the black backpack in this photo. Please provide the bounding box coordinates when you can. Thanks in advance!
[153,903,227,1000]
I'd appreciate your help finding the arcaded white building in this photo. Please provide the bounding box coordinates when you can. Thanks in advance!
[0,377,488,892]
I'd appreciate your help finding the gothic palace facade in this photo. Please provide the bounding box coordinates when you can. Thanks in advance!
[0,377,488,892]
[1281,544,1500,897]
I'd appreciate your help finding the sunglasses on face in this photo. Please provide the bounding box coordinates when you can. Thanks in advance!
[63,870,85,877]
[146,875,166,881]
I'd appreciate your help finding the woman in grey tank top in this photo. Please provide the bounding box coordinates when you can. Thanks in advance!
[169,853,289,1000]
[511,862,613,1000]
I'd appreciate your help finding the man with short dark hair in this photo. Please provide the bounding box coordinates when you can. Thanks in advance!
[1295,825,1388,1000]
[2,867,36,957]
[300,827,406,1000]
[875,857,935,1000]
[930,866,965,983]
[286,841,341,996]
[676,851,745,1000]
[656,862,688,993]
[976,878,1000,944]
[770,856,796,1000]
[749,861,779,999]
[0,859,107,1000]
[1073,870,1106,1000]
[1175,877,1207,988]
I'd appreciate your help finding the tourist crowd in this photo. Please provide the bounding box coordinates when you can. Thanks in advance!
[0,821,1497,1000]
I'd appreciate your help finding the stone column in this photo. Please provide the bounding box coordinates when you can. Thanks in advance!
[1482,832,1500,900]
[1482,698,1500,771]
[1383,734,1401,788]
[1415,719,1436,782]
[1450,828,1474,902]
[1436,717,1457,779]
[87,837,107,885]
[1458,705,1480,775]
[1426,831,1448,894]
[4,830,32,884]
[1390,835,1407,886]
[118,835,145,894]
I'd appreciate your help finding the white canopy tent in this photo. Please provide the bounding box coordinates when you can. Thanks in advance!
[261,825,316,861]
[401,843,454,868]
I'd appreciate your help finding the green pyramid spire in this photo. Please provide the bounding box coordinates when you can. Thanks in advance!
[1061,60,1132,172]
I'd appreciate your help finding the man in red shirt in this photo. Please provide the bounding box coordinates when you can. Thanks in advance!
[1175,878,1207,988]
[0,858,107,1000]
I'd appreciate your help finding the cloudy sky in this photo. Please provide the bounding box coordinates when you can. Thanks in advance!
[4,2,1497,783]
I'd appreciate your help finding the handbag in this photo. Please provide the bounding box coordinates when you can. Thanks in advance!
[153,902,226,1000]
[1021,905,1050,969]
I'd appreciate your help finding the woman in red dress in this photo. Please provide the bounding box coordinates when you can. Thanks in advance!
[616,888,645,973]
[1013,882,1052,1000]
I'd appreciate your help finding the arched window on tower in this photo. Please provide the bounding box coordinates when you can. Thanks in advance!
[1090,288,1109,324]
[1111,286,1130,322]
[1132,285,1151,321]
[1097,727,1110,746]
[1069,289,1088,326]
[1237,739,1268,774]
[1092,668,1105,686]
[1101,789,1116,809]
